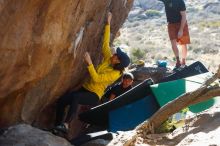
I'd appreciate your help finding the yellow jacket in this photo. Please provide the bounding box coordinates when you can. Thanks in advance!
[83,25,121,99]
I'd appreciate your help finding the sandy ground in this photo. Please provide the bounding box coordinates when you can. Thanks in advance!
[107,100,220,146]
[145,104,220,146]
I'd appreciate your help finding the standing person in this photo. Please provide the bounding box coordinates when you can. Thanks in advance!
[102,72,134,102]
[159,0,190,70]
[54,12,130,133]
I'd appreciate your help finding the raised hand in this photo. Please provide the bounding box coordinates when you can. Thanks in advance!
[84,52,93,65]
[107,12,112,25]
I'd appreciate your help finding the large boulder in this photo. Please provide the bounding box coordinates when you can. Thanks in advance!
[0,0,134,132]
[130,66,172,86]
[0,124,73,146]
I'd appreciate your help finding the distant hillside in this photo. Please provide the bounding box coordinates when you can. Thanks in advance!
[116,0,220,72]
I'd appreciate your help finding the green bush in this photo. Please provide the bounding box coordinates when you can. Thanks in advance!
[156,108,189,133]
[145,9,161,18]
[155,119,176,133]
[130,48,146,63]
[113,39,121,46]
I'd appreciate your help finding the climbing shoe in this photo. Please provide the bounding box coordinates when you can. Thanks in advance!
[173,65,181,72]
[54,124,68,134]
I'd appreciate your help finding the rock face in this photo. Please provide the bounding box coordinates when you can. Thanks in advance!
[130,66,171,86]
[0,0,134,130]
[0,124,73,146]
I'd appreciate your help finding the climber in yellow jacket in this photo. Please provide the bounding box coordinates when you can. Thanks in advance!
[54,12,130,133]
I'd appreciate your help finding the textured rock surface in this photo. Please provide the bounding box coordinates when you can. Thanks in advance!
[0,0,134,130]
[0,124,73,146]
[130,66,172,86]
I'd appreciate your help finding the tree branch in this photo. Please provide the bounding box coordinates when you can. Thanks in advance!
[135,65,220,138]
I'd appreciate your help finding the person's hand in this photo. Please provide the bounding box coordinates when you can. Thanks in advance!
[178,29,183,39]
[107,12,112,25]
[84,52,93,65]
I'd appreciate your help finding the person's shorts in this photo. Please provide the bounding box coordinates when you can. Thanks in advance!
[168,22,191,45]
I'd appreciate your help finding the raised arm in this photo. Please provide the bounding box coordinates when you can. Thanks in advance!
[102,12,112,60]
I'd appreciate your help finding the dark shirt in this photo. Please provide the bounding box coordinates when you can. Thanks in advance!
[159,0,186,23]
[110,83,132,97]
[101,83,132,103]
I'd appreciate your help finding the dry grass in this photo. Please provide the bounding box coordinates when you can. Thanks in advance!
[115,0,220,72]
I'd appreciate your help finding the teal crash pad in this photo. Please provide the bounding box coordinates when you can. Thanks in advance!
[150,72,216,113]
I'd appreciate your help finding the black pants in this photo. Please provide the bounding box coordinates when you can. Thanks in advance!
[55,87,99,126]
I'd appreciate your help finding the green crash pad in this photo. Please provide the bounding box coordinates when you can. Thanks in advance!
[151,72,217,113]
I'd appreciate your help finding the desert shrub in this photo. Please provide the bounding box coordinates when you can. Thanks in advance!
[113,39,121,46]
[193,48,202,54]
[203,47,219,54]
[156,108,189,133]
[187,7,198,13]
[155,118,176,133]
[131,22,141,27]
[134,35,143,41]
[188,45,193,51]
[130,48,146,63]
[154,54,163,61]
[125,40,130,46]
[145,9,161,18]
[199,21,220,29]
[192,46,219,54]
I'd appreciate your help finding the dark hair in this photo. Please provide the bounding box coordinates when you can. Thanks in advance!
[113,63,124,73]
[116,47,130,68]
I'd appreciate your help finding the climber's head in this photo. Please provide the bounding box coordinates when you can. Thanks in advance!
[110,47,130,72]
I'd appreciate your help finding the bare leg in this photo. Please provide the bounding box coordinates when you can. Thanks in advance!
[170,40,181,66]
[180,44,187,65]
[171,39,179,57]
